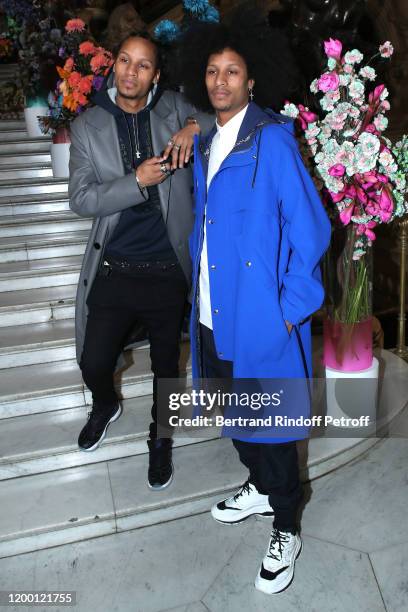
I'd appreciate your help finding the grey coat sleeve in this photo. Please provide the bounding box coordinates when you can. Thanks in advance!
[68,117,147,219]
[172,91,214,136]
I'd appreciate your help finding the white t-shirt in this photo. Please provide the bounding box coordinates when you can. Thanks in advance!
[199,105,248,329]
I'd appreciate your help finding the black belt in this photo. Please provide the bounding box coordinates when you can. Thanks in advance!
[102,257,179,271]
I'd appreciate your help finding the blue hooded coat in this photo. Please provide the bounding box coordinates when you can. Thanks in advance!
[189,102,331,442]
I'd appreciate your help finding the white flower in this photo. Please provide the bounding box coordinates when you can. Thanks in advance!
[379,150,394,167]
[374,114,388,131]
[327,58,337,70]
[380,87,389,100]
[359,66,376,81]
[344,49,364,64]
[339,73,351,86]
[379,41,394,58]
[305,122,320,139]
[325,176,344,193]
[310,78,319,93]
[357,131,381,155]
[348,79,365,99]
[281,103,299,118]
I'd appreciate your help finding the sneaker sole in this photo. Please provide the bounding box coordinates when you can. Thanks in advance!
[254,539,302,595]
[211,502,274,525]
[78,404,123,452]
[213,511,274,525]
[147,463,174,491]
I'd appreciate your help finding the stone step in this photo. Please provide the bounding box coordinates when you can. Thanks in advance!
[0,230,88,263]
[0,396,207,481]
[0,151,51,167]
[0,120,25,131]
[0,255,81,291]
[0,284,76,327]
[0,319,77,368]
[0,435,383,560]
[0,162,53,180]
[0,128,28,141]
[0,138,51,154]
[0,176,66,198]
[0,212,91,238]
[0,342,187,418]
[0,192,69,216]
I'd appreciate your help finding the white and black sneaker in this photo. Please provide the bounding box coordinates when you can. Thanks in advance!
[211,480,274,524]
[255,527,302,594]
[78,401,122,452]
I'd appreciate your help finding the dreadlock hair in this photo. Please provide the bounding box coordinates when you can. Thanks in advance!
[178,2,299,112]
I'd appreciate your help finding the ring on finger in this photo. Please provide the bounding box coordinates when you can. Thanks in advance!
[160,163,167,174]
[174,143,181,150]
[167,138,175,146]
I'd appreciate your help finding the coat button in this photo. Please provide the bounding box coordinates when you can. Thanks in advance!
[208,218,214,224]
[213,308,219,314]
[84,279,88,286]
[94,242,101,250]
[246,261,252,267]
[210,264,216,270]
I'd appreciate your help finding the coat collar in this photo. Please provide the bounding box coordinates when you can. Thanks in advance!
[198,102,292,170]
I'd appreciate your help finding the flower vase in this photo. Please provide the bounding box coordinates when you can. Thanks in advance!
[51,127,71,178]
[24,97,48,138]
[323,225,374,372]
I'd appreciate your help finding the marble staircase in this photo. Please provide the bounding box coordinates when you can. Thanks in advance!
[0,115,407,562]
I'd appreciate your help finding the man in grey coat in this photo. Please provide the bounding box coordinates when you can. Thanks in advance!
[69,31,212,490]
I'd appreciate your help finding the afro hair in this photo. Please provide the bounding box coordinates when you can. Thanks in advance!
[178,2,299,112]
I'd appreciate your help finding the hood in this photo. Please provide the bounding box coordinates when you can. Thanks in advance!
[92,69,162,117]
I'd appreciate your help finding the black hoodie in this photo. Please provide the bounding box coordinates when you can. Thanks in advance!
[93,86,176,263]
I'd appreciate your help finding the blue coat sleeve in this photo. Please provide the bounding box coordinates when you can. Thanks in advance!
[272,128,332,325]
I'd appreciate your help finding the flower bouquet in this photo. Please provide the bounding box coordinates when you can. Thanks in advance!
[39,18,113,136]
[282,39,408,371]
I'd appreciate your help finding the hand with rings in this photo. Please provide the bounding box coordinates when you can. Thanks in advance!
[162,123,201,170]
[135,156,171,187]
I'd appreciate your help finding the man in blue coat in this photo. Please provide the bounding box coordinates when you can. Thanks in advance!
[182,16,331,594]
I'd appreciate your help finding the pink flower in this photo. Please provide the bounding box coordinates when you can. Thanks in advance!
[296,104,318,131]
[329,164,346,177]
[368,84,385,105]
[317,72,340,93]
[63,57,74,72]
[324,38,342,60]
[79,41,96,55]
[379,41,394,58]
[65,19,85,32]
[339,202,355,225]
[90,53,109,73]
[357,221,377,241]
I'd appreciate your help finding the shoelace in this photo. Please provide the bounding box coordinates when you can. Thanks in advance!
[267,529,291,561]
[233,479,252,502]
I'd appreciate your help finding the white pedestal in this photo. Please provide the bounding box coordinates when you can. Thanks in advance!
[51,143,71,178]
[325,357,379,432]
[24,106,48,138]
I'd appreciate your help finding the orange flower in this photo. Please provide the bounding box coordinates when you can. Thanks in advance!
[79,41,96,56]
[63,57,74,72]
[90,53,109,73]
[65,19,85,32]
[57,66,70,80]
[62,94,78,112]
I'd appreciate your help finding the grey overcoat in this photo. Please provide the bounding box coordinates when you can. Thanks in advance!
[68,89,213,364]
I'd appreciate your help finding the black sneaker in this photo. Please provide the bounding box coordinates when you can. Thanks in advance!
[147,438,173,490]
[78,402,122,452]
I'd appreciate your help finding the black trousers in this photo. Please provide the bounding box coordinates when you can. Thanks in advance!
[200,324,303,531]
[80,261,188,439]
